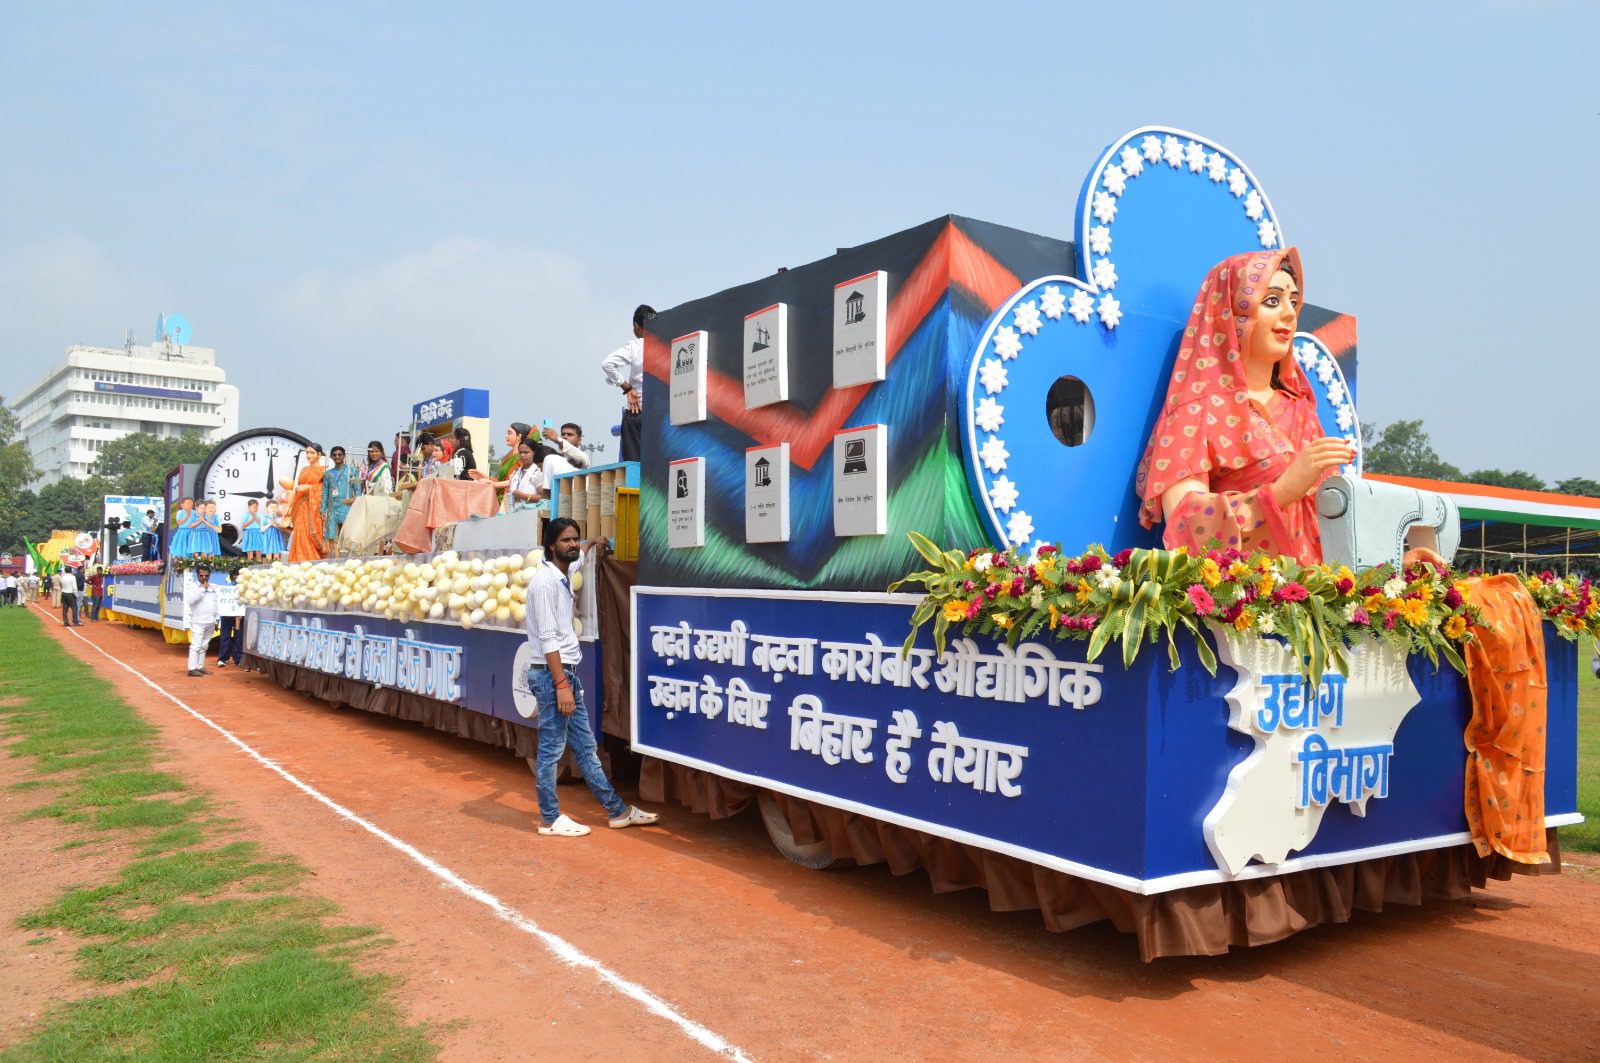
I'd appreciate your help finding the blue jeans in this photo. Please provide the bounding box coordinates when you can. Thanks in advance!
[528,664,625,825]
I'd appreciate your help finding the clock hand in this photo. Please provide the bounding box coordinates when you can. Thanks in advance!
[265,452,276,495]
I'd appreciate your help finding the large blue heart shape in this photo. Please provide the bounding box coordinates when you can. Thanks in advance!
[960,126,1360,554]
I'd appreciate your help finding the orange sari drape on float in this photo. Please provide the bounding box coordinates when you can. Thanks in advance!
[1134,247,1332,565]
[287,464,326,562]
[1462,574,1550,864]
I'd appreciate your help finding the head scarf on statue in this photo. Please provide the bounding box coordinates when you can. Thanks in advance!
[1133,247,1337,565]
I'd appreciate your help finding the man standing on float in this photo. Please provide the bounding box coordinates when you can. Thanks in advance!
[601,304,653,463]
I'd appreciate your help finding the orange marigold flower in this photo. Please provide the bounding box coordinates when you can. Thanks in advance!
[1233,609,1255,633]
[1444,615,1468,640]
[1400,598,1429,625]
[942,599,968,623]
[1199,558,1223,588]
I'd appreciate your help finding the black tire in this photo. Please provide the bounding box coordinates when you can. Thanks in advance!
[758,792,847,870]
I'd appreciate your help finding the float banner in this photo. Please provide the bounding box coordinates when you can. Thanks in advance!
[244,607,599,731]
[411,388,489,428]
[630,589,1580,894]
[104,572,162,623]
[103,495,162,559]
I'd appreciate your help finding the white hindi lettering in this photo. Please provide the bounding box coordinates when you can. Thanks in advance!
[883,709,922,784]
[926,720,1028,797]
[932,638,1103,710]
[787,694,876,766]
[821,633,936,689]
[752,634,818,677]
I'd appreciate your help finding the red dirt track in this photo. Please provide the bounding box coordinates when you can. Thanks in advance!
[20,608,1600,1062]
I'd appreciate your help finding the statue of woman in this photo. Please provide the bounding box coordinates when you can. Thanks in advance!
[1135,247,1351,565]
[280,443,327,562]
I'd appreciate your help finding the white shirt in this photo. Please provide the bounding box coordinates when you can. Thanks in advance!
[557,436,590,469]
[600,336,643,394]
[526,552,588,665]
[541,453,576,493]
[184,578,219,626]
[58,571,78,595]
[507,463,541,508]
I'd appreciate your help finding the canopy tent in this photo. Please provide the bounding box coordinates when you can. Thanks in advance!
[1368,474,1600,576]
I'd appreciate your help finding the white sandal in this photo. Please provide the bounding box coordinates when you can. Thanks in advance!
[538,814,590,837]
[608,806,660,829]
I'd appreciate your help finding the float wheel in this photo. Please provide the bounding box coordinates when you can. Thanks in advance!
[758,792,847,870]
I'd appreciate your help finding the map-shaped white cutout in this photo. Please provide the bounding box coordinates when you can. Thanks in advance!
[1202,626,1419,875]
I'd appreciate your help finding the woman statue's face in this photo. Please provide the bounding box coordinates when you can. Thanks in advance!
[505,426,520,447]
[305,446,320,463]
[1244,268,1301,367]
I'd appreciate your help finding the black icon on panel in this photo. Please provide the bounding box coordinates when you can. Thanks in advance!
[843,290,865,325]
[675,469,689,498]
[843,438,868,476]
[753,456,771,487]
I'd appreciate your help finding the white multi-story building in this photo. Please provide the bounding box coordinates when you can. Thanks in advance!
[11,337,239,485]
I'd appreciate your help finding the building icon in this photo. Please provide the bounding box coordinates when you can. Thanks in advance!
[843,290,865,325]
[752,456,771,487]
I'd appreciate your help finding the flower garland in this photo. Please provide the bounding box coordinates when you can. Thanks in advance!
[171,553,254,576]
[889,533,1600,689]
[105,560,162,576]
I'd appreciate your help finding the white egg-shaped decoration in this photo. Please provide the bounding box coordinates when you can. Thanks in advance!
[569,570,583,593]
[428,602,444,620]
[468,608,485,625]
[512,604,526,623]
[505,553,523,569]
[494,606,512,624]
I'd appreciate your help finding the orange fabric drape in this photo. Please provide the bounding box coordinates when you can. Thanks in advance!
[287,464,326,562]
[1461,574,1550,864]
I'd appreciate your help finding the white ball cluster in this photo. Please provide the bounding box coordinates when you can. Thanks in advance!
[236,549,542,630]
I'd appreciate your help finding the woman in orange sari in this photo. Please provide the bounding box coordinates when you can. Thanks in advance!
[279,443,327,562]
[1135,247,1352,565]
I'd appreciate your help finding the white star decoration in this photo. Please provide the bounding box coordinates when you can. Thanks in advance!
[979,436,1010,474]
[1296,342,1319,369]
[1006,511,1035,544]
[1068,288,1095,324]
[1103,164,1127,197]
[1228,168,1249,197]
[1185,140,1206,172]
[975,397,1006,434]
[1326,380,1346,406]
[1098,294,1122,329]
[979,359,1009,395]
[1092,259,1119,290]
[1142,135,1164,163]
[993,325,1022,361]
[1118,146,1144,177]
[1257,219,1278,248]
[1206,151,1227,182]
[1335,404,1355,431]
[1092,191,1118,224]
[1013,300,1042,336]
[1163,135,1184,168]
[1315,357,1337,385]
[1244,190,1264,221]
[1039,285,1066,320]
[1088,225,1112,256]
[990,476,1019,513]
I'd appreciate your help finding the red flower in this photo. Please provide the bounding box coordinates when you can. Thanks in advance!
[1187,585,1216,616]
[1335,577,1355,594]
[1383,611,1399,629]
[963,580,975,592]
[1037,544,1058,556]
[1112,548,1134,567]
[1065,559,1082,575]
[984,583,1000,601]
[1009,577,1025,597]
[1443,587,1462,609]
[1080,554,1103,572]
[966,599,982,620]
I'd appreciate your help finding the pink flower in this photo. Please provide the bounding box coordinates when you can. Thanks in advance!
[1539,569,1555,582]
[963,580,976,592]
[966,599,982,620]
[992,553,1007,568]
[1112,548,1134,567]
[1187,585,1216,616]
[1276,581,1309,603]
[1009,577,1025,597]
[1037,544,1058,556]
[1383,611,1398,630]
[1352,607,1371,626]
[1065,559,1082,575]
[984,583,1000,601]
[1080,554,1103,573]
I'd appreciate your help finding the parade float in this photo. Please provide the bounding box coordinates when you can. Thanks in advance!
[219,125,1589,959]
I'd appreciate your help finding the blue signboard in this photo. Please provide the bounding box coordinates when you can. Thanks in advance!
[411,388,489,427]
[105,572,163,624]
[94,381,202,402]
[244,607,598,733]
[631,589,1579,893]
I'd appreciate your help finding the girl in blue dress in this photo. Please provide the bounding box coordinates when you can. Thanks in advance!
[169,498,195,557]
[183,503,214,557]
[191,500,222,556]
[239,499,268,559]
[260,501,288,557]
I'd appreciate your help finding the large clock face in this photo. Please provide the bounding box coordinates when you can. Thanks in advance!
[197,428,315,536]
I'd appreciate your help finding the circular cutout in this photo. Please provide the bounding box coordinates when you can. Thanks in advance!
[1045,375,1096,447]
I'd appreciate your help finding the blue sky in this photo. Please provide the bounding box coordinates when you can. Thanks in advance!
[3,2,1594,481]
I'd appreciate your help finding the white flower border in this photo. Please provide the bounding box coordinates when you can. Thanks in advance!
[963,125,1363,553]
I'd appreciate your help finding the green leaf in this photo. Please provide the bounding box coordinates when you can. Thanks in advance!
[907,530,948,569]
[1086,617,1115,662]
[1439,638,1466,675]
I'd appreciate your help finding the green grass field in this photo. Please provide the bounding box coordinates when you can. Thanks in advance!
[0,609,438,1062]
[1569,643,1600,853]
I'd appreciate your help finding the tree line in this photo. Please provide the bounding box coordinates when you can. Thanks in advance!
[1361,420,1600,496]
[0,398,212,554]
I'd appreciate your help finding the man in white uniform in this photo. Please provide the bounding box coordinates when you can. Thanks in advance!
[600,304,653,463]
[184,564,220,677]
